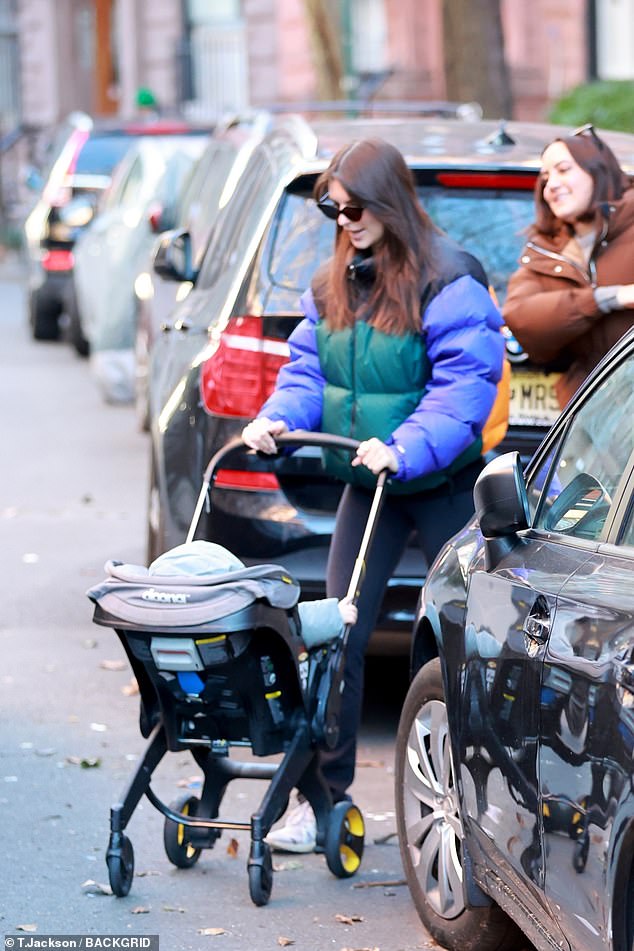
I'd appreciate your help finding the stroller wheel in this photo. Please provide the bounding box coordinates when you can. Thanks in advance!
[107,832,135,896]
[164,794,202,868]
[325,801,365,878]
[248,841,273,906]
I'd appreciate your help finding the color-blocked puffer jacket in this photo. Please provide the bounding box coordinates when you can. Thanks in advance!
[258,232,504,491]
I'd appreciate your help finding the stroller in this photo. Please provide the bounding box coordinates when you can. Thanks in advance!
[87,432,388,906]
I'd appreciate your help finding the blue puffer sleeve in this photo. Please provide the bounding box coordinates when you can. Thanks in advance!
[387,275,504,480]
[256,288,325,431]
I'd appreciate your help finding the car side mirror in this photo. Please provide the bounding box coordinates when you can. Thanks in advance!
[474,451,530,568]
[152,229,196,283]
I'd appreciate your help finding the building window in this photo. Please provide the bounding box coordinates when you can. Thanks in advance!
[596,0,634,79]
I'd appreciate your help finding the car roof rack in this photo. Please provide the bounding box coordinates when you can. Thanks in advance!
[265,100,483,121]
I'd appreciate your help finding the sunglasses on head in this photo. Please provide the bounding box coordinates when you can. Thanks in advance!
[571,123,604,149]
[317,194,365,222]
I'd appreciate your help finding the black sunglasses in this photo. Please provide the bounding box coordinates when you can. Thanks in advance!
[317,194,365,222]
[571,123,604,149]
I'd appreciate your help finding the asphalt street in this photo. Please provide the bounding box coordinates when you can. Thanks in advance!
[0,254,433,951]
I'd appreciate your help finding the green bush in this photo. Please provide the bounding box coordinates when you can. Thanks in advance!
[548,80,634,133]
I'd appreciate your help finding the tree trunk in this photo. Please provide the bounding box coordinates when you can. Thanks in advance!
[303,0,344,100]
[442,0,513,119]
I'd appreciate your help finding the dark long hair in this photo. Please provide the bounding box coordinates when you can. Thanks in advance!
[313,138,438,333]
[534,129,631,236]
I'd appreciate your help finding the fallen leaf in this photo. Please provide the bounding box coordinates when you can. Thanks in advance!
[372,831,398,845]
[226,837,239,858]
[352,879,406,888]
[100,659,127,671]
[176,775,203,788]
[273,859,303,872]
[66,756,101,769]
[335,914,364,924]
[81,879,112,895]
[121,678,139,696]
[15,924,37,932]
[131,906,150,915]
[277,938,294,947]
[197,927,227,936]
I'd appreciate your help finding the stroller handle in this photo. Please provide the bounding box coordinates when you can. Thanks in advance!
[188,431,389,557]
[202,431,368,483]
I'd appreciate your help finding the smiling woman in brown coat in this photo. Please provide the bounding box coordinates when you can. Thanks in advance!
[503,125,634,409]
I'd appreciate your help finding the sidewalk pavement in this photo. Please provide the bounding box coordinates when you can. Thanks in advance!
[0,245,27,283]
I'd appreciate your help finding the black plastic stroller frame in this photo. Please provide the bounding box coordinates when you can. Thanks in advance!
[90,433,388,905]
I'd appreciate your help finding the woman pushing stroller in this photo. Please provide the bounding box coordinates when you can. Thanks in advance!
[242,137,505,851]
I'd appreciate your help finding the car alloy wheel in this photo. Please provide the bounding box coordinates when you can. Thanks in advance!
[395,658,521,951]
[397,660,463,919]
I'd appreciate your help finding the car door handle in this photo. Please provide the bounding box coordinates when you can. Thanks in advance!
[614,657,634,693]
[523,612,550,643]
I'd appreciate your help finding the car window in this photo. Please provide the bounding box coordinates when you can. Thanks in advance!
[267,191,334,293]
[528,353,634,541]
[418,187,534,305]
[176,140,243,257]
[196,149,275,290]
[110,155,144,209]
[74,134,136,176]
[264,184,534,306]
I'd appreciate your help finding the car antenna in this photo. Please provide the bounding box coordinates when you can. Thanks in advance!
[485,121,516,148]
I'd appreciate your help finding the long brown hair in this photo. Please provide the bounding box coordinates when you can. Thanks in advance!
[313,138,438,333]
[533,128,631,236]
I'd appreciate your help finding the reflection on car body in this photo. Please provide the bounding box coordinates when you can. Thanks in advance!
[395,327,634,951]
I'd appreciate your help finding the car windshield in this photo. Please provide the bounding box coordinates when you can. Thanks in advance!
[266,185,534,307]
[74,134,137,176]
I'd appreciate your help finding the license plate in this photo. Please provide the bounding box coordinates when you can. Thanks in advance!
[509,370,561,427]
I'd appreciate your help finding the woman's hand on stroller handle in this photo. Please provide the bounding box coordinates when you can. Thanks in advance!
[242,417,288,454]
[351,437,398,475]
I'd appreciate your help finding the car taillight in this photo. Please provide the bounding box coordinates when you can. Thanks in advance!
[200,315,289,418]
[214,469,280,491]
[42,249,74,271]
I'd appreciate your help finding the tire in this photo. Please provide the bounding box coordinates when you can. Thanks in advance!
[248,842,273,906]
[163,794,202,868]
[325,801,365,878]
[67,294,90,357]
[29,288,61,341]
[106,832,134,897]
[395,658,522,951]
[146,450,166,564]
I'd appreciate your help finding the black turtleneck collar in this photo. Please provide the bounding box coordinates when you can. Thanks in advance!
[346,251,375,285]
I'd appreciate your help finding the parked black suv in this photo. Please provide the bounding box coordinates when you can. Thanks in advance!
[146,112,634,641]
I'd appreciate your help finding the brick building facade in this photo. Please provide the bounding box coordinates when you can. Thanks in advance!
[4,0,634,132]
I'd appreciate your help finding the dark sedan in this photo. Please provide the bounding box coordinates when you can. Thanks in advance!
[395,326,634,951]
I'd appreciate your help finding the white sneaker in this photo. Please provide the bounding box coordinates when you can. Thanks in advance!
[265,799,316,853]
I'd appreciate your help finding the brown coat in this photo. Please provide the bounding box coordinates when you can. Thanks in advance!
[503,187,634,408]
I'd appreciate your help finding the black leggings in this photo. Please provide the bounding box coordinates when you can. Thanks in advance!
[320,460,483,800]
